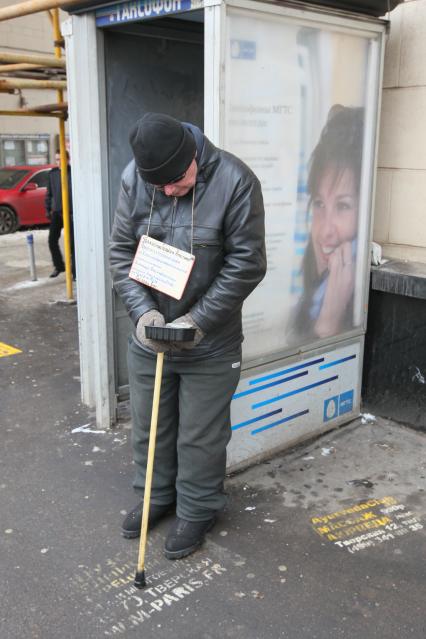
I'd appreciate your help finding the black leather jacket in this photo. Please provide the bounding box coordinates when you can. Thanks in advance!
[45,166,73,216]
[109,127,266,360]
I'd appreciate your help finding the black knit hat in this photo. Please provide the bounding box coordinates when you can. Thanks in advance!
[129,112,196,185]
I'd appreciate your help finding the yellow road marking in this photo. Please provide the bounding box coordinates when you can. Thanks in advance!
[0,342,22,358]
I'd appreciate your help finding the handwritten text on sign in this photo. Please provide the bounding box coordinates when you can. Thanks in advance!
[129,235,195,300]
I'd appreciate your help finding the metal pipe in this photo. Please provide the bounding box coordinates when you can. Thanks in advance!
[0,63,42,72]
[0,71,66,81]
[26,233,37,281]
[0,52,65,68]
[0,0,84,22]
[0,77,66,89]
[0,109,61,117]
[33,101,67,112]
[53,7,73,300]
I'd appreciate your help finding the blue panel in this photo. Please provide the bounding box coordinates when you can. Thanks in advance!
[252,375,339,409]
[233,371,307,400]
[319,354,356,370]
[231,409,282,432]
[249,357,325,386]
[251,409,309,435]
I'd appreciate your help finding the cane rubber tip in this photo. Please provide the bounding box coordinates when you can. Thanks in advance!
[134,570,146,589]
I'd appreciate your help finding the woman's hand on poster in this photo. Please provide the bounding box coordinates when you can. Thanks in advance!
[314,240,355,338]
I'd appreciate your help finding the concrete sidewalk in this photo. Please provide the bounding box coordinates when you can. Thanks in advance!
[1,235,425,639]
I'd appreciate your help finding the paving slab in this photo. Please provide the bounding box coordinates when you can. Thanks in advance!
[1,231,425,639]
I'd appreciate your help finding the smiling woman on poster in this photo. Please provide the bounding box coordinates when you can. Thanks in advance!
[289,105,364,343]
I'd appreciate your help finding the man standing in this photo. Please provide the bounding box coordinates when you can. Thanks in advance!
[45,150,75,279]
[109,113,266,559]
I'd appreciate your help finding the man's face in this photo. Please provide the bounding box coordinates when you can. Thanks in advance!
[55,153,61,167]
[155,158,198,198]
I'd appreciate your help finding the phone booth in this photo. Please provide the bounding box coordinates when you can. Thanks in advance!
[63,0,386,470]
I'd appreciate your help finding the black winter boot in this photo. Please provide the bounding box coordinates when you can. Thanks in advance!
[49,268,64,278]
[164,516,216,559]
[121,501,175,538]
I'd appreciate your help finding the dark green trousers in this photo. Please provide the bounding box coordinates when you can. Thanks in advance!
[127,339,242,521]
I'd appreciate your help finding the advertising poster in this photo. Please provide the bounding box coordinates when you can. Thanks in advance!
[224,9,371,363]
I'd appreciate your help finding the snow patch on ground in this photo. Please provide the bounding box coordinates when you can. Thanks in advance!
[4,278,50,291]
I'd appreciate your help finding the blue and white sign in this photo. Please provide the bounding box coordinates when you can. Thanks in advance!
[323,389,354,422]
[228,340,361,471]
[230,39,256,60]
[339,389,354,415]
[95,0,203,27]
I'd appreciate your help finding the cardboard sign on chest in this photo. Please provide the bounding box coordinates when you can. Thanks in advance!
[129,235,195,300]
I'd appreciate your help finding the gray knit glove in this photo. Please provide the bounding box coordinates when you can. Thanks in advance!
[169,313,205,350]
[135,309,170,353]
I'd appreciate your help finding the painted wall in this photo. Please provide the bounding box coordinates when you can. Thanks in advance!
[373,0,426,264]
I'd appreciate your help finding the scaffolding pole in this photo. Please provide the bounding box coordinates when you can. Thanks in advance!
[0,63,42,73]
[52,8,73,300]
[0,77,66,90]
[0,52,66,67]
[0,109,60,116]
[32,101,68,111]
[0,0,74,299]
[0,0,84,22]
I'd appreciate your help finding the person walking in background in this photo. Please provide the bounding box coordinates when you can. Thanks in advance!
[45,149,75,279]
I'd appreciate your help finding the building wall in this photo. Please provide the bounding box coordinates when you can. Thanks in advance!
[373,0,426,263]
[0,0,67,163]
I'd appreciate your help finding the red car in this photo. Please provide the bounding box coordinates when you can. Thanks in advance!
[0,164,55,235]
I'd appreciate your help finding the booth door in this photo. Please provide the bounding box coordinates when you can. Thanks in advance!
[104,15,204,397]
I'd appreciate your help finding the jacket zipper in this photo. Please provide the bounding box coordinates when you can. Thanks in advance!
[166,196,178,335]
[170,196,178,245]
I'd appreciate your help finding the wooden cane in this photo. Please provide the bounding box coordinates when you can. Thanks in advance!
[134,351,164,588]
